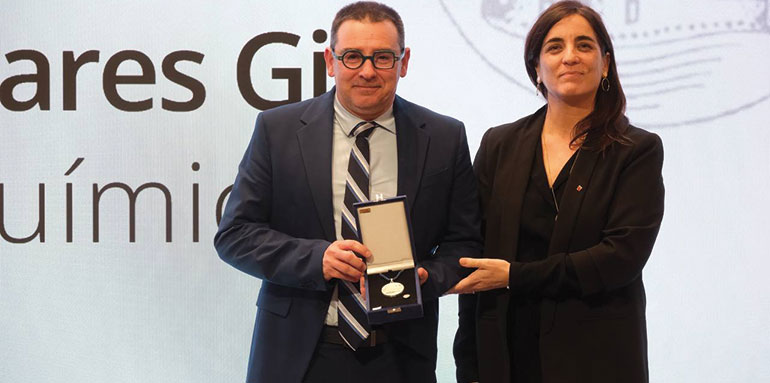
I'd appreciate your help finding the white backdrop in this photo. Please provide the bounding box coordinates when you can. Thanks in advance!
[2,1,769,382]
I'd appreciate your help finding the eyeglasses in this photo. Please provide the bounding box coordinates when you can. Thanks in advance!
[331,49,404,70]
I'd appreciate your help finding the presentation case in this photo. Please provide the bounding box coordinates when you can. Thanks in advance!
[354,196,423,325]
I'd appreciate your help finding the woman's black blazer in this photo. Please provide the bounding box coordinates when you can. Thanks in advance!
[454,106,665,383]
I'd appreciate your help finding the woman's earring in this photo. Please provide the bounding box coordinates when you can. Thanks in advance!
[536,76,542,96]
[601,76,610,92]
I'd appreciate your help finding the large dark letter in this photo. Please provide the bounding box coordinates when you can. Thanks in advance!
[103,50,156,112]
[237,32,301,111]
[65,157,84,242]
[93,182,172,242]
[312,29,328,97]
[0,184,45,243]
[63,50,100,110]
[191,162,200,243]
[0,50,50,111]
[162,50,206,112]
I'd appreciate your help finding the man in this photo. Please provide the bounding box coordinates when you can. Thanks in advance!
[214,2,481,382]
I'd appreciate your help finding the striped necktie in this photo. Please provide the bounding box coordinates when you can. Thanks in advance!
[336,121,377,350]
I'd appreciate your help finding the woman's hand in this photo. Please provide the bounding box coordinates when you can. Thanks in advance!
[447,258,510,294]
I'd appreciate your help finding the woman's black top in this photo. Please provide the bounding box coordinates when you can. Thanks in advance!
[507,138,581,383]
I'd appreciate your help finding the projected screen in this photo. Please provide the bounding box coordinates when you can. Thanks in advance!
[2,1,769,382]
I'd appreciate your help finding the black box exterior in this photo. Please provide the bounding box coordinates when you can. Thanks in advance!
[364,266,423,325]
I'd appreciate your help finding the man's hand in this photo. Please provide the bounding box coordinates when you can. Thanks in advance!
[447,258,509,294]
[323,240,372,282]
[417,267,428,285]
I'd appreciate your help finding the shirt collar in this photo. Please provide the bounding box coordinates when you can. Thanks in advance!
[334,93,396,136]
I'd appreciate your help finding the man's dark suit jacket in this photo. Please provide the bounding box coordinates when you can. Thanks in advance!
[454,107,664,383]
[214,89,482,383]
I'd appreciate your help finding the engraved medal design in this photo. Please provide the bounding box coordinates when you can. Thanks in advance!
[381,280,405,297]
[379,270,406,297]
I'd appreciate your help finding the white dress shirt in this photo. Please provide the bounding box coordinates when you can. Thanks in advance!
[325,94,398,326]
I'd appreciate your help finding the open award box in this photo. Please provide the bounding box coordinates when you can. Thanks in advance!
[354,196,423,325]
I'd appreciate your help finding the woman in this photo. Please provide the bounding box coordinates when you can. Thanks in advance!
[451,2,664,383]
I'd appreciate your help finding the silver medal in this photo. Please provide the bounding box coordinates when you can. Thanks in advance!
[381,281,405,297]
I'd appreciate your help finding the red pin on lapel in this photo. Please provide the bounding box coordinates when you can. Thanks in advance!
[576,185,583,192]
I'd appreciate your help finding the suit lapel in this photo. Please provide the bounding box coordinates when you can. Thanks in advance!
[394,96,429,216]
[546,148,599,255]
[498,107,545,261]
[297,91,336,241]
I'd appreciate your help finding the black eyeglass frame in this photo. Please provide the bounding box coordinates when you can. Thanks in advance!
[331,49,405,70]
